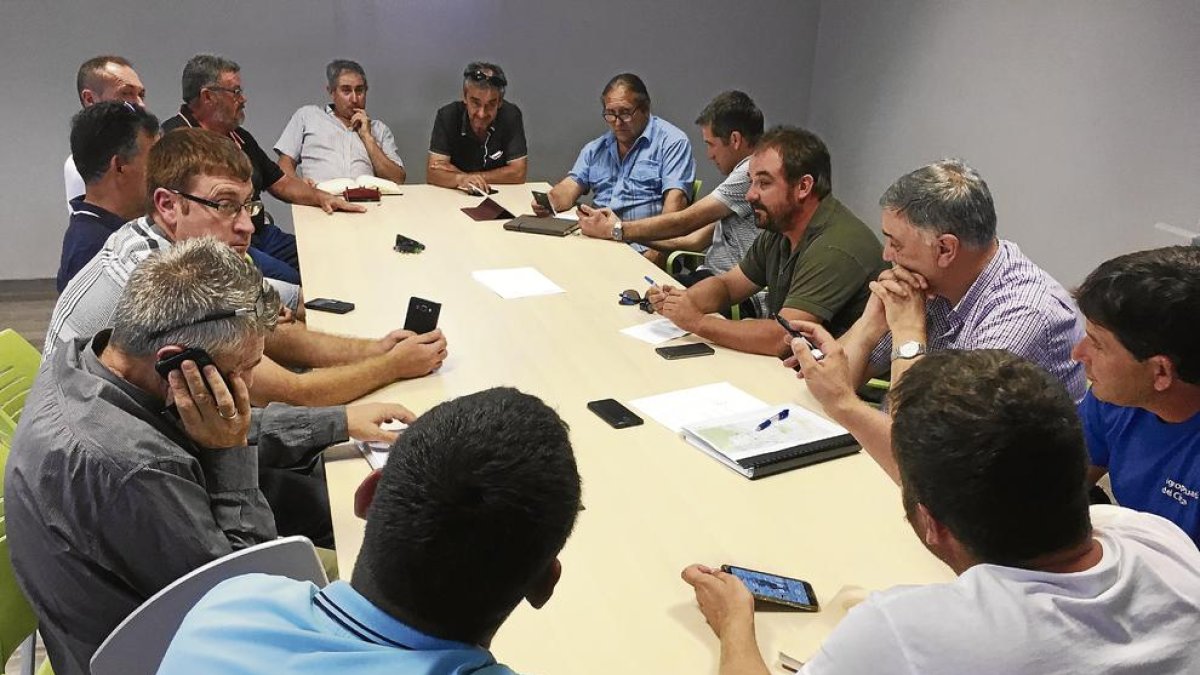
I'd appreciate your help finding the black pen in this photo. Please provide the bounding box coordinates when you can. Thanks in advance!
[774,315,824,360]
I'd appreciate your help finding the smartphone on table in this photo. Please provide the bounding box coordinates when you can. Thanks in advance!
[586,399,643,429]
[655,343,715,360]
[721,564,819,611]
[304,298,356,314]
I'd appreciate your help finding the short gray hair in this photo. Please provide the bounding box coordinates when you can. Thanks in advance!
[182,54,240,103]
[110,237,280,358]
[879,159,997,249]
[326,59,367,90]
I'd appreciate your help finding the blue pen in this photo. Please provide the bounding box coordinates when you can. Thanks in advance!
[644,275,657,286]
[755,408,790,432]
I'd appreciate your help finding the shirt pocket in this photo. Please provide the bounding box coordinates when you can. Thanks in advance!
[626,160,662,199]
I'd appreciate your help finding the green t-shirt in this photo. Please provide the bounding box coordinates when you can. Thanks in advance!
[738,196,886,336]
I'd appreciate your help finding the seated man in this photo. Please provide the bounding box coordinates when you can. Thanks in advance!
[158,387,582,673]
[274,59,406,185]
[46,129,448,408]
[648,126,884,355]
[426,61,528,194]
[579,90,768,317]
[686,348,1200,673]
[534,73,696,243]
[835,159,1086,401]
[5,237,409,675]
[65,55,147,207]
[58,100,159,291]
[162,54,365,282]
[1073,246,1200,544]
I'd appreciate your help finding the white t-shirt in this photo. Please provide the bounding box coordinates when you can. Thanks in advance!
[802,505,1200,674]
[64,154,85,209]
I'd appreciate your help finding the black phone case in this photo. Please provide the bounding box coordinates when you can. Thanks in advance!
[587,399,643,428]
[153,347,231,396]
[656,344,715,360]
[305,298,355,314]
[403,297,442,334]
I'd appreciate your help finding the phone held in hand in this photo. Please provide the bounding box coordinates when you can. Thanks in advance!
[532,190,555,215]
[721,565,819,611]
[586,399,643,429]
[304,298,356,314]
[655,343,715,360]
[153,346,231,396]
[403,297,442,334]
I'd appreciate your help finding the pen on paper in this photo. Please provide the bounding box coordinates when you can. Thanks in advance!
[755,408,790,432]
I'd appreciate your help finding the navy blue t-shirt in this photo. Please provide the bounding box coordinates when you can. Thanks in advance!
[57,197,127,292]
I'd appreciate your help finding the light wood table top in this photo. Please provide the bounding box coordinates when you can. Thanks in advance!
[292,184,952,673]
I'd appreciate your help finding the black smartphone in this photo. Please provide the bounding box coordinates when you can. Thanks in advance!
[532,190,555,215]
[721,565,819,611]
[154,347,231,396]
[774,314,823,360]
[587,399,643,429]
[403,297,442,334]
[655,343,715,360]
[304,298,355,314]
[394,234,425,254]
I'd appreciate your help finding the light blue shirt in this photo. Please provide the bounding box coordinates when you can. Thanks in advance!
[274,104,404,183]
[567,115,696,222]
[157,575,516,675]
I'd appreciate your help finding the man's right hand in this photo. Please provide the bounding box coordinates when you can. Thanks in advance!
[385,329,448,379]
[456,173,491,196]
[169,360,251,449]
[681,564,756,640]
[787,321,859,414]
[646,283,675,313]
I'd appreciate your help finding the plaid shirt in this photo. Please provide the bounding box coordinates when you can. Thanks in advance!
[869,240,1087,401]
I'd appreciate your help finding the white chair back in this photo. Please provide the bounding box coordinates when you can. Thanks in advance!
[90,536,327,675]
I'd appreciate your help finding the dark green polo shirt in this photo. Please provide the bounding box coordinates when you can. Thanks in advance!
[739,196,886,336]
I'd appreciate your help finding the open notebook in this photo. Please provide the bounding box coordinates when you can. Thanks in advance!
[681,404,859,479]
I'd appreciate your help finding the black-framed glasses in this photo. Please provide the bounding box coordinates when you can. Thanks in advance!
[619,289,653,314]
[147,281,270,340]
[463,69,507,89]
[171,189,263,219]
[602,108,641,124]
[205,85,245,99]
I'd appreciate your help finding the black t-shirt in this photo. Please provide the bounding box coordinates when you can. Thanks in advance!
[428,101,527,173]
[162,106,284,229]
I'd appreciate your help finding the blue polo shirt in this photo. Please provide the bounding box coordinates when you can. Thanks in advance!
[158,575,516,675]
[568,115,695,222]
[57,197,128,292]
[1080,390,1200,545]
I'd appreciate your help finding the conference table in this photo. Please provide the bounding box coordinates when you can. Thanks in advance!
[293,184,953,673]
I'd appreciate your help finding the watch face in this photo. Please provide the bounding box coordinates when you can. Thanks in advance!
[898,342,922,358]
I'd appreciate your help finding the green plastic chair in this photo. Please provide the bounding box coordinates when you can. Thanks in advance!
[1,431,42,675]
[0,329,41,432]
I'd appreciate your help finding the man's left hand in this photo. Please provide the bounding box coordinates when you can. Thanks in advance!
[870,266,928,335]
[659,287,703,331]
[578,204,617,239]
[681,564,756,639]
[375,328,417,354]
[317,191,367,215]
[346,402,416,444]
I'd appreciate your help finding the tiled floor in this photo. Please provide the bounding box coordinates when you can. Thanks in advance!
[0,278,57,351]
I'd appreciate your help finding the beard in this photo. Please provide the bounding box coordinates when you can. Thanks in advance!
[751,201,789,233]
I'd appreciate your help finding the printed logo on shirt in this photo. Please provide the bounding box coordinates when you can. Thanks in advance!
[489,150,504,160]
[1163,478,1199,506]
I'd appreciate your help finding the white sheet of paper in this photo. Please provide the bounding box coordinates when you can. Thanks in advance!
[619,318,689,345]
[552,208,579,221]
[629,382,768,433]
[472,267,565,299]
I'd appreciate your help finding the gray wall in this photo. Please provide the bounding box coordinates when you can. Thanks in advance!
[0,0,820,280]
[807,0,1200,286]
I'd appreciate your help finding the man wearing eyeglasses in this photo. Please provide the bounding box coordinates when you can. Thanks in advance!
[64,55,148,208]
[8,237,412,675]
[162,54,366,283]
[274,59,406,185]
[427,61,528,194]
[533,73,696,255]
[46,129,450,409]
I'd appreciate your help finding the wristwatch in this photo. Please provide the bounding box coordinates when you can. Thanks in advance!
[891,340,926,361]
[611,218,624,242]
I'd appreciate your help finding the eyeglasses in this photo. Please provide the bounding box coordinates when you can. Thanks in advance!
[171,189,263,219]
[205,85,245,99]
[463,69,507,89]
[619,289,654,314]
[602,108,641,124]
[147,280,271,341]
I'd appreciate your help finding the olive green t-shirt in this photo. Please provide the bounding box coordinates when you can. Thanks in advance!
[738,196,886,336]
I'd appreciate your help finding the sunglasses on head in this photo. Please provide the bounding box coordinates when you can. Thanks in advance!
[619,289,653,314]
[463,69,507,89]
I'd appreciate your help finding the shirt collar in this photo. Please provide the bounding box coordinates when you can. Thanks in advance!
[176,104,246,147]
[317,581,497,656]
[79,330,169,414]
[68,197,125,228]
[604,114,656,152]
[949,239,1008,318]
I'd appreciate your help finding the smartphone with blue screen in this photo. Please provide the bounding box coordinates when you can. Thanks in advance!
[722,564,819,611]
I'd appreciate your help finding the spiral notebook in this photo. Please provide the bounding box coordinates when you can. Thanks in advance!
[681,404,859,479]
